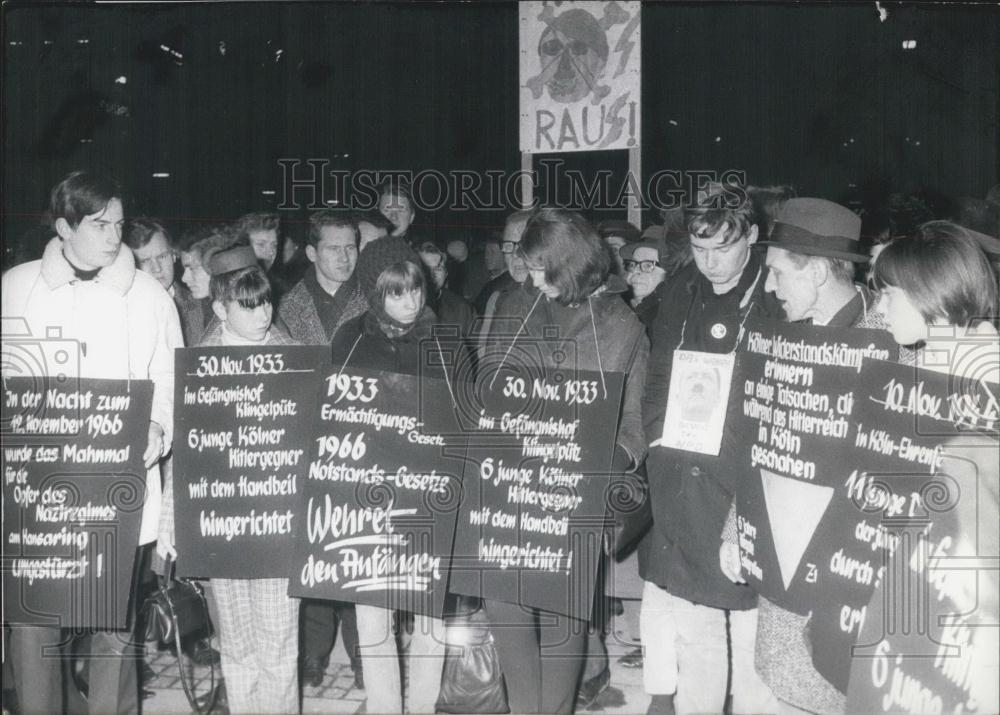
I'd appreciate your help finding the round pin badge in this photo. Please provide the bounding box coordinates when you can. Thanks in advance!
[711,323,728,339]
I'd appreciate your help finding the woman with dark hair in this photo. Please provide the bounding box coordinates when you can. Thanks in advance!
[873,220,998,351]
[328,235,461,714]
[481,208,649,713]
[870,220,998,714]
[159,246,300,715]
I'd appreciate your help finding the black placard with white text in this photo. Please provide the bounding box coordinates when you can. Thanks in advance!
[729,319,897,615]
[449,366,625,621]
[3,377,152,629]
[814,359,999,696]
[173,346,322,578]
[288,367,465,618]
[729,317,999,694]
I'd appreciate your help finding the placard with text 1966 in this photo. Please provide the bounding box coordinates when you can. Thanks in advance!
[289,367,465,618]
[3,377,152,629]
[173,346,324,578]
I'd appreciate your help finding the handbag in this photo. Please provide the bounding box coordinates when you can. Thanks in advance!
[436,596,509,714]
[143,556,221,715]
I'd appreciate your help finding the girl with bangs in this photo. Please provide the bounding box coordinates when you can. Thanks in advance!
[873,220,998,356]
[158,245,300,714]
[328,235,460,714]
[481,208,649,713]
[871,220,999,714]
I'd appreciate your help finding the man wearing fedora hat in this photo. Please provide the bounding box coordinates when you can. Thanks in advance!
[760,198,874,327]
[720,197,900,715]
[597,219,642,276]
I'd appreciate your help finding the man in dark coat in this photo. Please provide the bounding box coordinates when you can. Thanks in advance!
[640,185,783,715]
[720,198,900,715]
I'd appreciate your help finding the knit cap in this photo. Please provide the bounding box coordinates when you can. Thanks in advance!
[354,235,421,304]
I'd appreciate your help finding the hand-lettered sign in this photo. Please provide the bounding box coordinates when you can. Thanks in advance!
[3,377,152,629]
[449,365,625,620]
[289,367,465,618]
[520,1,641,153]
[729,316,998,695]
[172,346,322,578]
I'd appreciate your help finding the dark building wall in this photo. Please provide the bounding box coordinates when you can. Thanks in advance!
[3,3,996,266]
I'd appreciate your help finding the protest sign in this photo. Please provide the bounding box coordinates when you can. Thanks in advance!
[730,318,896,609]
[172,346,322,578]
[3,377,152,629]
[817,358,999,698]
[519,1,641,153]
[450,365,625,620]
[654,349,735,455]
[845,431,999,714]
[289,367,465,618]
[730,316,999,695]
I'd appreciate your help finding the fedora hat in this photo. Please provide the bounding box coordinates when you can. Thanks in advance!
[760,198,868,262]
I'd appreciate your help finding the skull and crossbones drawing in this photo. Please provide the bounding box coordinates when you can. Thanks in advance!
[526,2,630,105]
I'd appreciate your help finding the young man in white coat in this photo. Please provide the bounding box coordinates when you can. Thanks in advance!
[2,170,182,715]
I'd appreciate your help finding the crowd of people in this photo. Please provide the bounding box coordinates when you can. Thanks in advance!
[2,169,998,715]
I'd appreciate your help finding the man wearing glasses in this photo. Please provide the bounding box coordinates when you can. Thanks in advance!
[475,210,533,355]
[621,235,667,329]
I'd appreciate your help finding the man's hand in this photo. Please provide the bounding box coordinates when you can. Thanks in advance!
[719,541,745,584]
[143,421,165,468]
[156,533,177,562]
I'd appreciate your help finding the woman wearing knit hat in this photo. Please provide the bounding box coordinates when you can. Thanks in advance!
[328,235,464,714]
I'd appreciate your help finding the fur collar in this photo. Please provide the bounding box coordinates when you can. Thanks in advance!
[40,237,136,296]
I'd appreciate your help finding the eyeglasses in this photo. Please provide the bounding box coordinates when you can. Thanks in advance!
[624,259,661,273]
[501,240,520,254]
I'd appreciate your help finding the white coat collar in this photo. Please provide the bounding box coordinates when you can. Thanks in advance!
[40,237,136,296]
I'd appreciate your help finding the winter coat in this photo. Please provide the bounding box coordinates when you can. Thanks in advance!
[753,285,902,715]
[640,251,783,609]
[2,237,183,544]
[172,282,211,346]
[330,306,466,381]
[631,289,662,336]
[277,267,367,344]
[430,285,476,338]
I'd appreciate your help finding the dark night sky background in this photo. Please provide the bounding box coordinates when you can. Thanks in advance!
[2,1,998,265]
